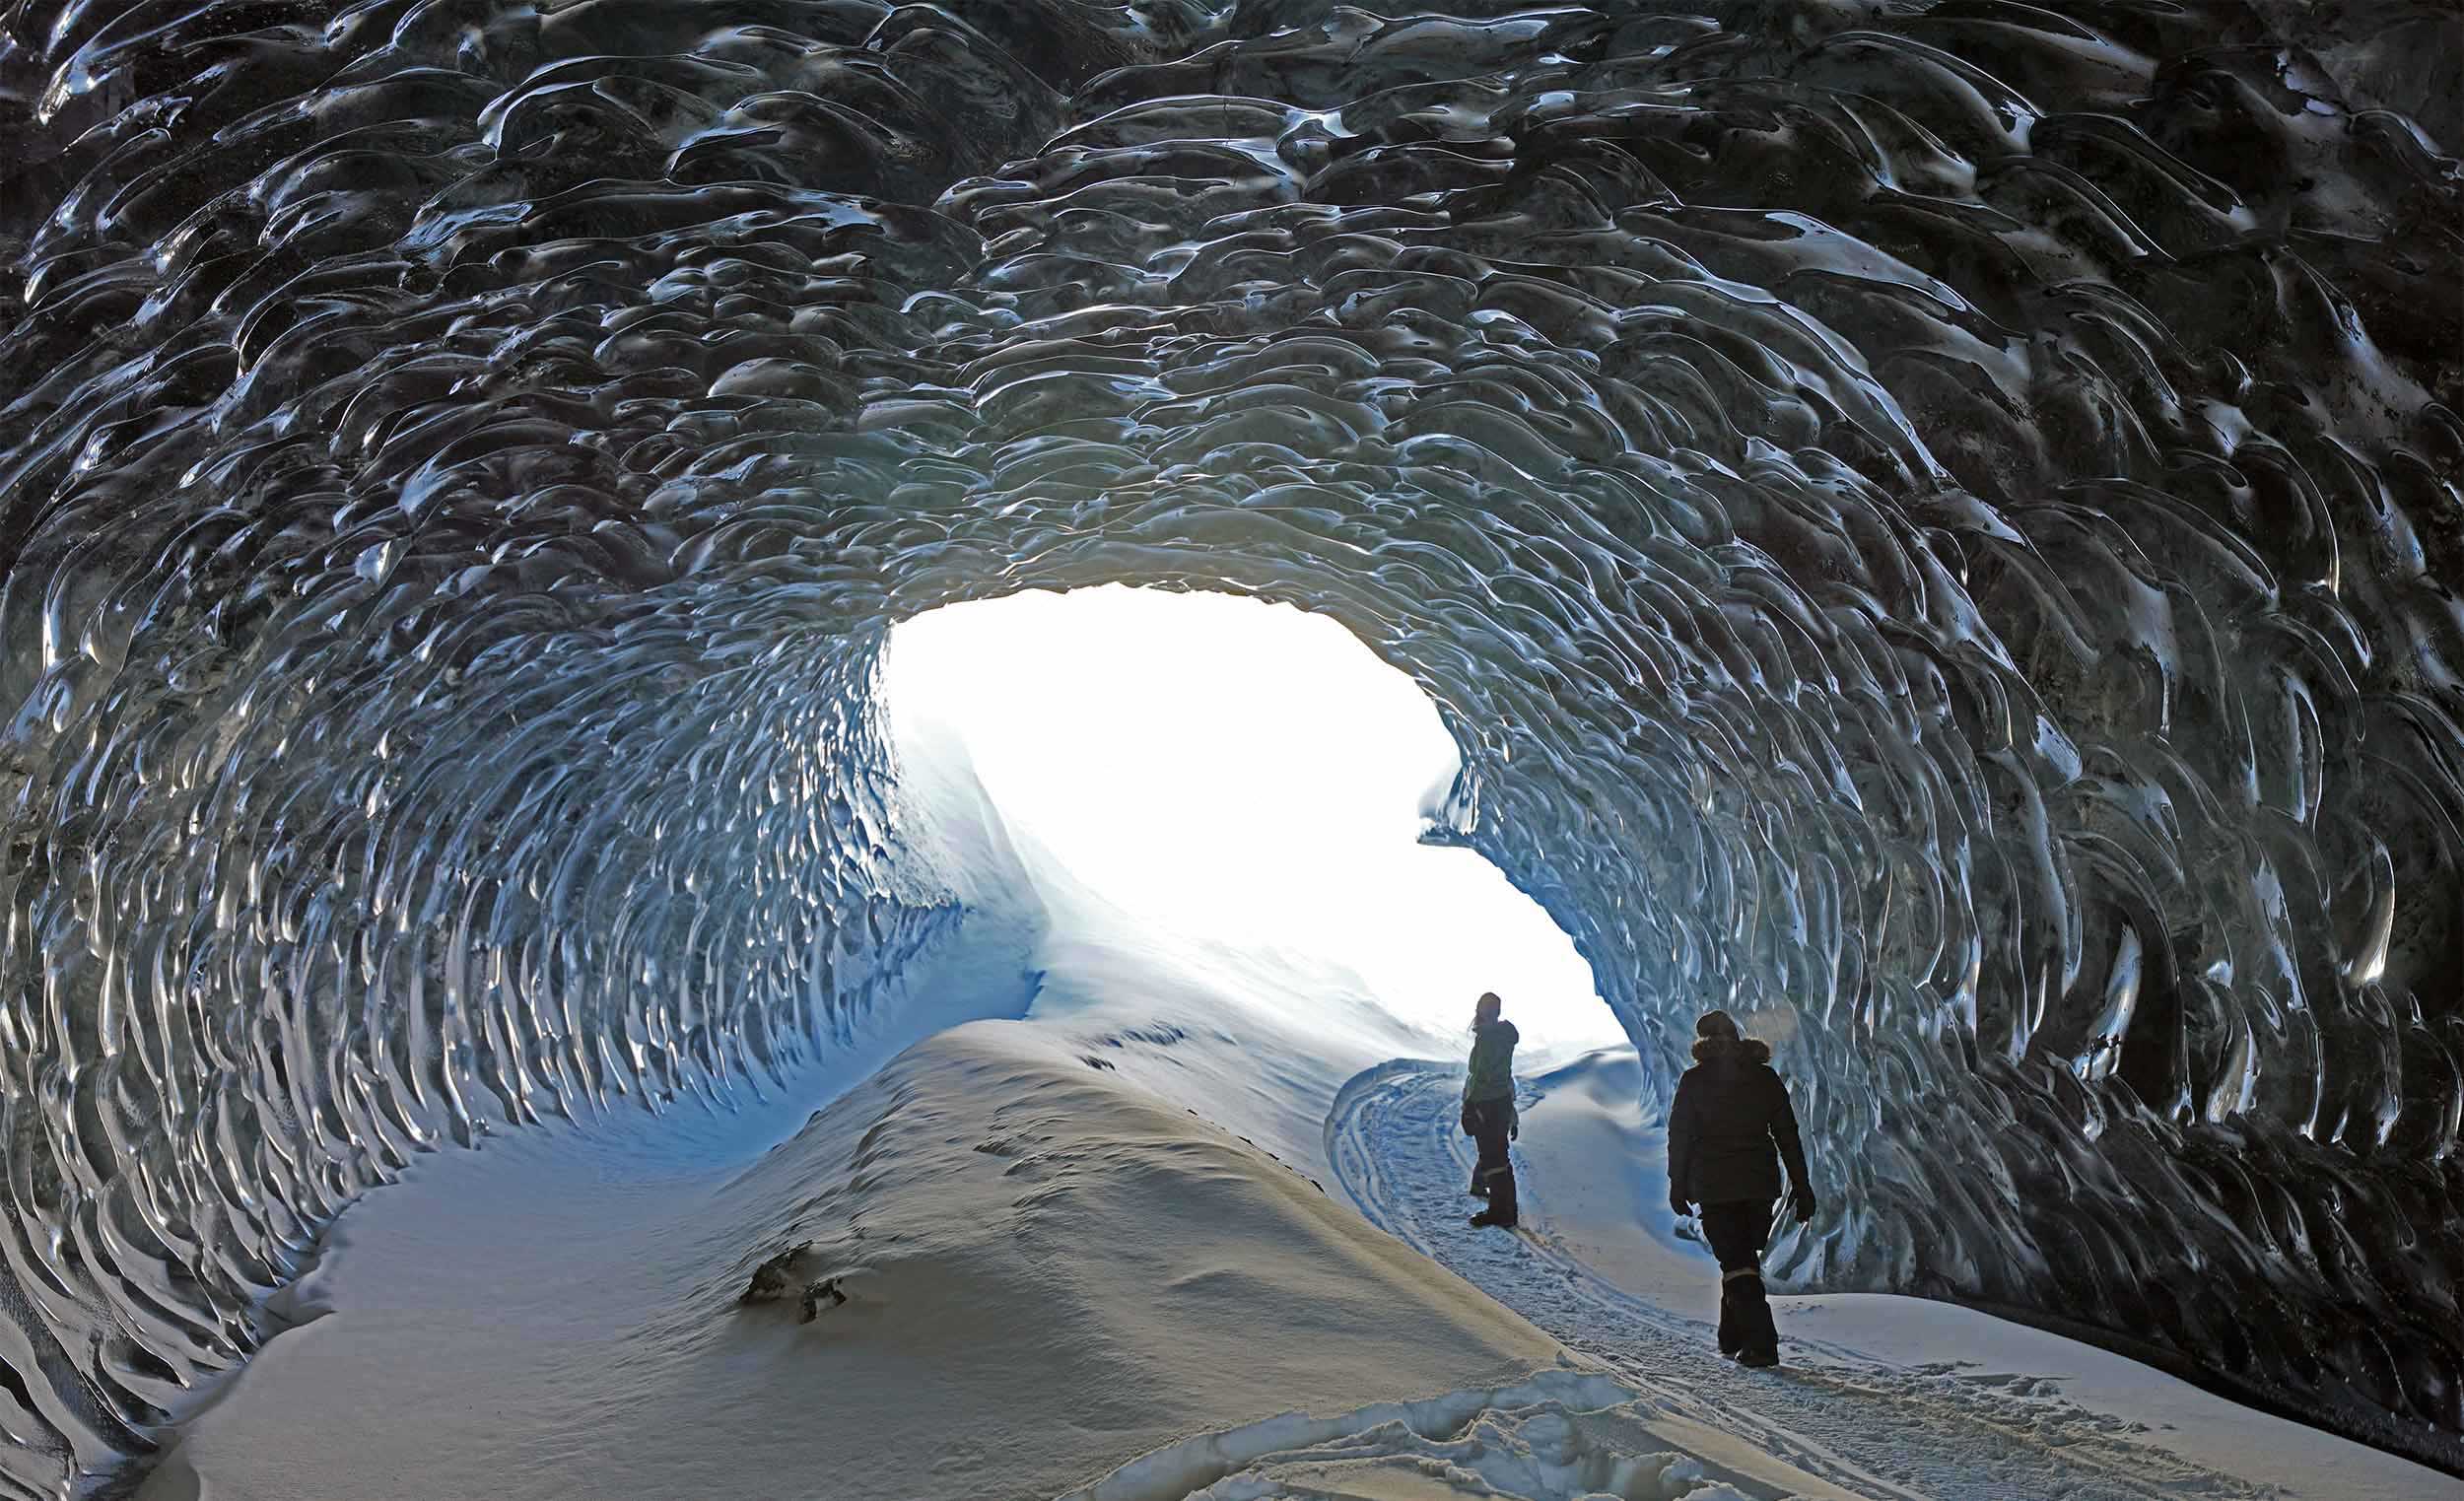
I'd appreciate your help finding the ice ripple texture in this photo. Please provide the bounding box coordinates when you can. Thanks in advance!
[2,0,2460,1491]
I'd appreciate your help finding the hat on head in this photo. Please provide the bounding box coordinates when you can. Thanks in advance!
[1695,1009,1741,1042]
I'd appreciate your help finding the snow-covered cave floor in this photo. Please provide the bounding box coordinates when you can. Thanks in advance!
[1287,1051,2450,1501]
[130,1014,2456,1501]
[130,1010,1560,1501]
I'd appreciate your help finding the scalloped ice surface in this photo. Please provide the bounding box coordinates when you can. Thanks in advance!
[1,0,2460,1492]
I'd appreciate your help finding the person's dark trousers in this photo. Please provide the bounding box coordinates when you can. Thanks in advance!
[1698,1198,1778,1359]
[1468,1099,1519,1224]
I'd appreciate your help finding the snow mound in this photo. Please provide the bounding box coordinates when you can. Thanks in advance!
[133,1011,1563,1501]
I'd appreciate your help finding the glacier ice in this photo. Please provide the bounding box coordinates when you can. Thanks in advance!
[1,0,2460,1492]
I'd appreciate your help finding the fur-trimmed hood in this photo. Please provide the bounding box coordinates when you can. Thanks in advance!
[1691,1034,1771,1066]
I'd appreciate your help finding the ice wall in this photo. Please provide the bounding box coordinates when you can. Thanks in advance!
[2,0,2459,1491]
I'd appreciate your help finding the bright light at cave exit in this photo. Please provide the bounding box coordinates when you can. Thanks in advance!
[886,585,1627,1058]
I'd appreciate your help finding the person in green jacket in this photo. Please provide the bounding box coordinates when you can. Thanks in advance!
[1461,990,1521,1229]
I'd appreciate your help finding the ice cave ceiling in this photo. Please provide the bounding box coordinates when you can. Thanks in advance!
[2,0,2460,1493]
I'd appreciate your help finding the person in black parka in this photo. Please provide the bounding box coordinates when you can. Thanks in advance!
[1667,1008,1816,1367]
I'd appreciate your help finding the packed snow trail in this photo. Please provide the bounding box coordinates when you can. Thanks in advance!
[1327,1061,2277,1501]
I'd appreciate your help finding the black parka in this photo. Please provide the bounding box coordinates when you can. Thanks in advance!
[1667,1036,1810,1206]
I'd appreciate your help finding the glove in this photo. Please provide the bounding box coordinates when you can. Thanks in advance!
[1460,1101,1478,1138]
[1669,1190,1691,1219]
[1506,1106,1519,1141]
[1791,1185,1818,1224]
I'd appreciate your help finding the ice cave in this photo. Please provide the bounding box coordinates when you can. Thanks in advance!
[1,1,2459,1497]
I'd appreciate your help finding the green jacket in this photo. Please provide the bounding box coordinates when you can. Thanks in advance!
[1464,1019,1519,1102]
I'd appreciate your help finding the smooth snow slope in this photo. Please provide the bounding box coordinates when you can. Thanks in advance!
[145,1010,2460,1501]
[135,1021,1561,1501]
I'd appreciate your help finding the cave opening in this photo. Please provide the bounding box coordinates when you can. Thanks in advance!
[881,582,1631,1063]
